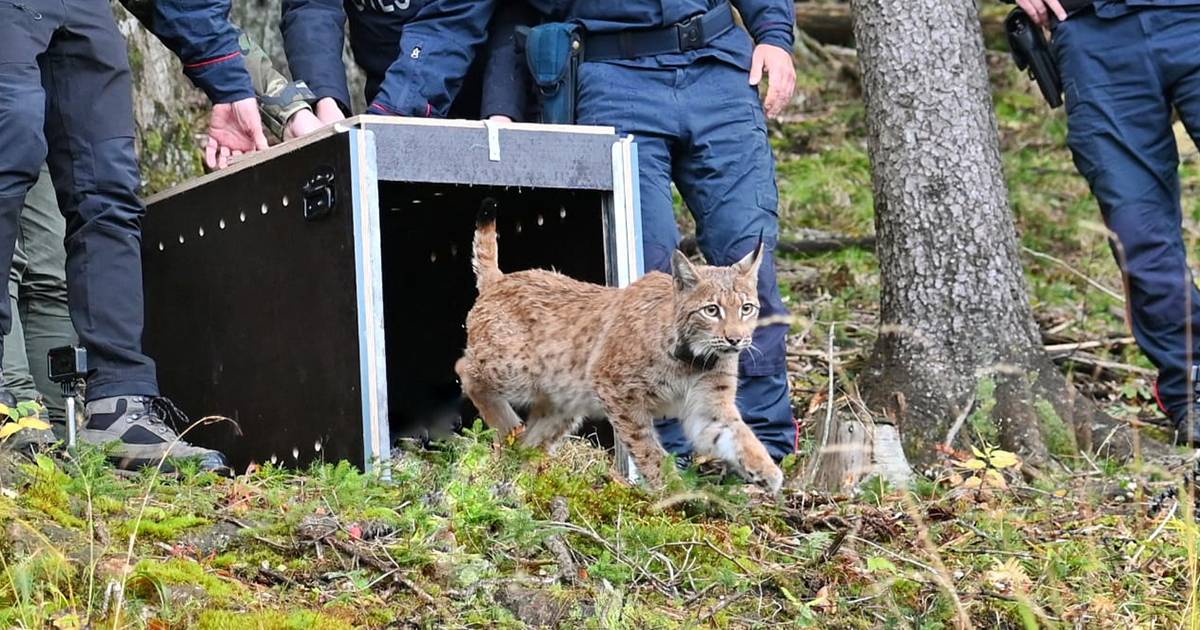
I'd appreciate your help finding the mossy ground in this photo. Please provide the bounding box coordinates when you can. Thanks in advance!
[1,425,1197,628]
[2,33,1199,630]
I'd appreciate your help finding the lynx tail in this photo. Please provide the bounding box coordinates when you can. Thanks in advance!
[473,199,502,291]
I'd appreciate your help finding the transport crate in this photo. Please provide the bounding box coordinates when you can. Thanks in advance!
[143,116,641,473]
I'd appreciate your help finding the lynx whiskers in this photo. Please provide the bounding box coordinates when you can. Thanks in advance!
[455,206,783,492]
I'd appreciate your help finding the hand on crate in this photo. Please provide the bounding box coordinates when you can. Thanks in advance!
[205,97,270,171]
[285,108,324,140]
[315,98,347,125]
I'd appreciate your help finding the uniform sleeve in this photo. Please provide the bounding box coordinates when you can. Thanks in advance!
[480,2,536,121]
[240,34,316,139]
[368,0,500,117]
[281,0,352,114]
[151,0,256,103]
[731,0,796,51]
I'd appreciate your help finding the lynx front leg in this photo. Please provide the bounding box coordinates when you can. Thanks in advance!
[683,411,784,493]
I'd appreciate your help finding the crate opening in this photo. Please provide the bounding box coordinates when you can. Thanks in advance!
[378,182,612,447]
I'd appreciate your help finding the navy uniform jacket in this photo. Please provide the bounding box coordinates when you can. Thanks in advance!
[124,0,256,103]
[281,0,527,118]
[365,0,794,118]
[1091,0,1200,16]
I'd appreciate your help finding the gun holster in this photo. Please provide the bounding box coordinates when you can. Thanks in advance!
[1005,9,1064,109]
[515,23,583,124]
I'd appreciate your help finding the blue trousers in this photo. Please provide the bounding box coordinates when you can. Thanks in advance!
[1053,6,1200,418]
[0,0,159,401]
[576,58,796,460]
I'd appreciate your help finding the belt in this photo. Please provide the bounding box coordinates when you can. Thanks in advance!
[584,3,736,62]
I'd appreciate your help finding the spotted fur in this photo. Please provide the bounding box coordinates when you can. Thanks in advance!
[456,211,783,492]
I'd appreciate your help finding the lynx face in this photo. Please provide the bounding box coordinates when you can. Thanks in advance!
[671,247,764,365]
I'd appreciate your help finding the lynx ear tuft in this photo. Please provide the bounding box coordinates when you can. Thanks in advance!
[671,250,700,291]
[732,240,764,279]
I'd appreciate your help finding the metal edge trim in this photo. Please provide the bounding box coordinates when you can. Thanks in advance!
[349,128,391,477]
[355,114,616,136]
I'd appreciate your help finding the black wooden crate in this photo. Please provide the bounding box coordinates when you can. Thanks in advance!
[142,116,641,473]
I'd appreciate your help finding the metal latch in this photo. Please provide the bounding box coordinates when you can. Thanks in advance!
[302,166,336,221]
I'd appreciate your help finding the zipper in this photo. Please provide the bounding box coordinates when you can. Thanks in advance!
[8,2,43,19]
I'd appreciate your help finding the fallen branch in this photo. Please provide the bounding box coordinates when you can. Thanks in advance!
[327,538,437,606]
[544,497,579,584]
[1021,246,1125,303]
[1043,337,1135,356]
[1053,352,1155,377]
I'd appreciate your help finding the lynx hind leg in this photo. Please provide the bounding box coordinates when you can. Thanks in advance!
[685,413,783,493]
[520,410,583,453]
[456,357,522,440]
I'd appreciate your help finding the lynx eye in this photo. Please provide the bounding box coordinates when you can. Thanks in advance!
[700,304,721,318]
[740,303,758,317]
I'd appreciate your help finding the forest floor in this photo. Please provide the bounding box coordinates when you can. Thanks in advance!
[3,36,1200,630]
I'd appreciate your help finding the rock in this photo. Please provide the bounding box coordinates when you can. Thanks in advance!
[495,584,586,628]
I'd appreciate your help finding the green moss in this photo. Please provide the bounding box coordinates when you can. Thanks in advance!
[118,512,209,541]
[197,609,356,630]
[1035,399,1077,458]
[776,145,875,237]
[968,377,1000,445]
[131,558,244,605]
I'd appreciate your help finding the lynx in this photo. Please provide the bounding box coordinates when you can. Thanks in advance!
[455,208,784,492]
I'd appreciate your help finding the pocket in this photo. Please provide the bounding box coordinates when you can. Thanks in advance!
[748,101,780,214]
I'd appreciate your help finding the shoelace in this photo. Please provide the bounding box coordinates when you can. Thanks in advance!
[122,396,191,438]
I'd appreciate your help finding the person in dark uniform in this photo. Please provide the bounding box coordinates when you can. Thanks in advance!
[1019,0,1200,444]
[280,0,533,123]
[0,0,268,472]
[342,0,801,463]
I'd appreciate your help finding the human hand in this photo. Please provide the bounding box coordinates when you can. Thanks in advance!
[284,108,324,140]
[749,44,796,118]
[488,115,513,123]
[315,97,346,124]
[1016,0,1067,27]
[205,98,269,170]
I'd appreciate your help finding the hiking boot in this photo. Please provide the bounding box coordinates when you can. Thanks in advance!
[80,396,232,475]
[1171,408,1200,447]
[0,389,57,453]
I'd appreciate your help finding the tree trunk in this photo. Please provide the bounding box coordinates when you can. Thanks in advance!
[812,0,1165,488]
[793,2,1009,50]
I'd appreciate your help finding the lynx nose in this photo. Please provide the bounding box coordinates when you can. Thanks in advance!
[725,336,743,347]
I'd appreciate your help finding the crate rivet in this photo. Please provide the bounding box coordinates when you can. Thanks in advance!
[270,454,278,464]
[261,203,269,215]
[450,243,458,257]
[219,219,226,230]
[515,222,522,234]
[239,211,246,222]
[430,251,437,263]
[157,242,164,251]
[282,195,289,207]
[314,440,322,452]
[536,214,544,227]
[178,235,185,244]
[292,447,300,460]
[198,226,205,237]
[560,206,567,219]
